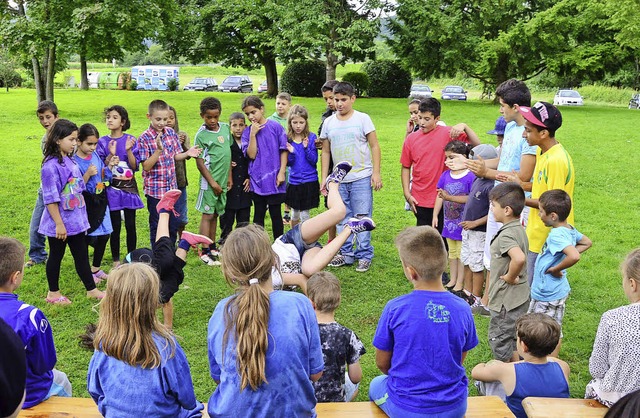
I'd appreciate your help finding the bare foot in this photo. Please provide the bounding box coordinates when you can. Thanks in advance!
[87,288,105,300]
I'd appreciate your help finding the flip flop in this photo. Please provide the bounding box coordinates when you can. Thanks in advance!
[45,296,72,305]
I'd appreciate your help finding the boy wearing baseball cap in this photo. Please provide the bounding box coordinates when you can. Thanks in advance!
[518,102,575,286]
[487,116,507,153]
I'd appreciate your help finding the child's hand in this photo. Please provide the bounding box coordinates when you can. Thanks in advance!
[186,146,202,158]
[437,188,451,201]
[459,220,477,230]
[250,121,265,136]
[126,137,135,151]
[314,137,323,148]
[496,170,522,185]
[109,156,120,168]
[178,132,187,145]
[500,273,519,284]
[546,267,563,278]
[108,140,117,156]
[276,171,285,186]
[212,182,223,196]
[302,137,309,148]
[155,133,164,151]
[406,118,415,135]
[286,143,294,153]
[449,123,466,139]
[404,194,418,213]
[243,178,250,192]
[465,156,488,178]
[371,173,383,191]
[55,223,67,241]
[227,177,233,190]
[231,161,237,167]
[86,164,98,177]
[431,217,438,228]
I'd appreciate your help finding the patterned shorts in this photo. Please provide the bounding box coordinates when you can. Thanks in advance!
[461,230,486,272]
[528,297,568,337]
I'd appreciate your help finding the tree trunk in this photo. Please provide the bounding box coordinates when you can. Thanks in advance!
[45,44,56,101]
[32,57,45,103]
[80,51,89,90]
[325,60,337,82]
[262,53,278,98]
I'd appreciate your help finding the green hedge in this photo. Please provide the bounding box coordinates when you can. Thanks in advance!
[342,72,370,97]
[280,60,325,97]
[362,60,412,98]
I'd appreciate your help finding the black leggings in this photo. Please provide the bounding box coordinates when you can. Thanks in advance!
[252,195,283,240]
[219,207,251,243]
[46,234,96,292]
[87,234,110,269]
[110,209,137,261]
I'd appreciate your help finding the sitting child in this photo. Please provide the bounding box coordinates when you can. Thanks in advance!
[307,271,366,402]
[472,313,570,418]
[586,248,640,407]
[529,189,591,356]
[123,189,213,329]
[369,225,478,417]
[0,237,72,409]
[272,161,376,293]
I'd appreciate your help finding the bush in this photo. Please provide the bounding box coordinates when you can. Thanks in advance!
[167,78,179,91]
[342,72,369,97]
[280,60,325,97]
[0,70,23,88]
[362,60,412,98]
[129,79,138,91]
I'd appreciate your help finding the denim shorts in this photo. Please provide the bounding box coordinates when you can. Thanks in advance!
[278,223,322,259]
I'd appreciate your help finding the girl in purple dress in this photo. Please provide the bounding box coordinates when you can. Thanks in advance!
[97,105,144,268]
[40,119,105,304]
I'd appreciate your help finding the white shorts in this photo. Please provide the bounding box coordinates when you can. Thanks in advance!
[461,229,486,272]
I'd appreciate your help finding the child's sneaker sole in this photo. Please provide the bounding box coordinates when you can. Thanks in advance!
[181,231,213,247]
[326,161,353,185]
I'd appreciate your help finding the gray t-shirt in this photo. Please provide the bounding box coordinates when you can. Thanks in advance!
[320,110,375,183]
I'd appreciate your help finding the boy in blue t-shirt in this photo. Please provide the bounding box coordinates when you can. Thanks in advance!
[0,237,72,409]
[369,226,478,416]
[528,189,591,357]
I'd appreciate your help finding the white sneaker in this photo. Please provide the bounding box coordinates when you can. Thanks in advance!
[200,253,221,266]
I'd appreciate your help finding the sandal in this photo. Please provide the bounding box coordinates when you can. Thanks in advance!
[92,270,108,284]
[45,296,72,305]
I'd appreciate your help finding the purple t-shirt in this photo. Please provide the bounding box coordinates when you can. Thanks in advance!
[241,119,288,196]
[39,156,89,237]
[461,177,495,232]
[96,133,144,211]
[437,170,475,240]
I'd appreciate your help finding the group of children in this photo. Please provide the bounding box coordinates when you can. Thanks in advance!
[5,78,639,417]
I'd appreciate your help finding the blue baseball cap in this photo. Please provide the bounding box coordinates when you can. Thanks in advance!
[487,116,506,135]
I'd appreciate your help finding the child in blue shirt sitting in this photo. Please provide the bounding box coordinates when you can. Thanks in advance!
[528,189,591,357]
[369,226,478,418]
[472,313,570,418]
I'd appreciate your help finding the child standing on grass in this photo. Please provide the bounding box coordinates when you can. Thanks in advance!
[369,226,478,417]
[307,271,366,403]
[97,105,143,268]
[0,237,72,409]
[585,248,640,407]
[285,104,319,228]
[433,140,475,293]
[74,124,118,283]
[486,182,530,363]
[529,189,591,357]
[26,100,58,268]
[87,262,204,417]
[405,98,421,137]
[138,100,202,248]
[242,96,288,240]
[206,224,324,417]
[194,97,232,266]
[319,80,338,241]
[40,119,105,304]
[218,113,251,246]
[167,105,191,239]
[268,92,293,224]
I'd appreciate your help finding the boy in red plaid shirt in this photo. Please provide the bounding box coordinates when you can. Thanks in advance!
[138,100,201,248]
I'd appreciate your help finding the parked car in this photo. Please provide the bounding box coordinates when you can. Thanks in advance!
[220,75,253,93]
[629,93,640,109]
[441,86,467,101]
[553,89,583,106]
[183,77,217,91]
[258,80,268,93]
[409,84,433,99]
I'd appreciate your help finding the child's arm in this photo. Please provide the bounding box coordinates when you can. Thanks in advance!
[277,149,288,186]
[125,137,138,170]
[375,348,392,374]
[82,164,98,185]
[576,234,592,254]
[281,273,309,294]
[46,203,67,240]
[348,361,363,384]
[286,142,296,166]
[471,360,516,395]
[196,157,223,196]
[367,131,383,191]
[546,244,581,278]
[501,246,526,284]
[304,136,318,166]
[460,215,487,231]
[432,195,443,228]
[246,122,262,159]
[175,145,202,161]
[141,133,163,172]
[28,310,58,375]
[548,357,571,382]
[401,166,417,213]
[320,139,331,187]
[438,188,469,204]
[450,123,481,146]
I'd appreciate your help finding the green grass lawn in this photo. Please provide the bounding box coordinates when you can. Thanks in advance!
[2,88,639,402]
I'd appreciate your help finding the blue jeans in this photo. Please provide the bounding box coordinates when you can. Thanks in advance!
[146,195,179,249]
[369,375,467,418]
[175,186,189,226]
[337,177,373,263]
[28,188,48,263]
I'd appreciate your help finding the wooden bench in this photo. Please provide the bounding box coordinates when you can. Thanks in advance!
[523,397,608,418]
[18,395,513,417]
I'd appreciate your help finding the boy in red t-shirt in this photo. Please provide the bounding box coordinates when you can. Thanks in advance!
[401,98,480,229]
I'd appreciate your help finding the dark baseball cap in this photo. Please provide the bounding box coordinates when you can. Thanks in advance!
[520,101,562,132]
[124,248,153,264]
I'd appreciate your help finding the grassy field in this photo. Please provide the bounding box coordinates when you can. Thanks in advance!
[2,87,639,403]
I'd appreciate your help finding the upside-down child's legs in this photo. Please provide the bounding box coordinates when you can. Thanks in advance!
[162,299,174,330]
[300,228,352,277]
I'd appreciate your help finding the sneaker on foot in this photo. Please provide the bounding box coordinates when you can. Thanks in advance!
[453,289,476,306]
[326,161,353,185]
[156,189,182,215]
[472,303,491,316]
[92,270,108,284]
[328,254,348,267]
[355,259,371,273]
[200,253,221,266]
[283,213,291,224]
[346,217,376,234]
[25,259,45,268]
[181,231,213,247]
